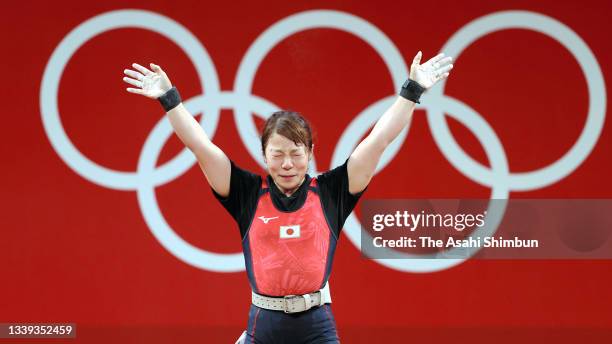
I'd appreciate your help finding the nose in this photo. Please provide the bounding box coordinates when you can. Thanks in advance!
[281,156,294,169]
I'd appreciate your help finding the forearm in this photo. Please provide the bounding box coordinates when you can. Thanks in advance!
[346,51,452,193]
[166,103,212,153]
[123,62,231,195]
[367,50,450,148]
[368,96,416,149]
[346,96,416,193]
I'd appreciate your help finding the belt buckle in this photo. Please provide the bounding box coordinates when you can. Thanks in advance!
[283,292,319,313]
[283,295,300,314]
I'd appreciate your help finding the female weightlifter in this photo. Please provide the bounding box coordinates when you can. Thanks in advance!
[123,51,452,343]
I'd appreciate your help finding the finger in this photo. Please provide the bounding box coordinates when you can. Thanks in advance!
[150,63,163,73]
[126,87,145,95]
[132,63,152,76]
[435,56,453,68]
[124,69,144,81]
[412,51,422,65]
[123,77,143,88]
[436,64,453,75]
[439,72,450,81]
[427,53,446,65]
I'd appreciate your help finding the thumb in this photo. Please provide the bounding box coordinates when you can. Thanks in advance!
[412,51,422,66]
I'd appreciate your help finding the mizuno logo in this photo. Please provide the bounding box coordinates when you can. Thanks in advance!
[258,216,279,224]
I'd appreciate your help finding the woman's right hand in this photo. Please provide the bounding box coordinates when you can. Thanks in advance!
[123,63,173,99]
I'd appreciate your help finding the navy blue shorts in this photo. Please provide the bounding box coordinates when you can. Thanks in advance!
[245,303,340,343]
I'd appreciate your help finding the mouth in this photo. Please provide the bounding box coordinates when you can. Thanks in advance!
[280,175,296,180]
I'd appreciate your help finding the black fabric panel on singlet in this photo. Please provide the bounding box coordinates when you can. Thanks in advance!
[266,174,312,212]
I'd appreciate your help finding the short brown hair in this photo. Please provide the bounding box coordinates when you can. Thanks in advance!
[261,111,314,155]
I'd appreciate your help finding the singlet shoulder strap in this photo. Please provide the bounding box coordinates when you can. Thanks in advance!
[308,176,318,193]
[259,176,270,196]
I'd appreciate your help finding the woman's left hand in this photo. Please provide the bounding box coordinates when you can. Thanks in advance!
[409,51,453,89]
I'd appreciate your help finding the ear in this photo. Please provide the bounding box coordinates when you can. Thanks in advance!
[309,144,315,160]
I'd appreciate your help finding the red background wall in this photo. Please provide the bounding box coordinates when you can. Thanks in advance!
[1,0,611,342]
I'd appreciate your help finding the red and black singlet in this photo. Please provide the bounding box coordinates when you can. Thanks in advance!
[212,159,366,296]
[243,177,336,296]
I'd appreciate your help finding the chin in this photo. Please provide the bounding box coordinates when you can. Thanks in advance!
[281,180,299,188]
[276,177,299,188]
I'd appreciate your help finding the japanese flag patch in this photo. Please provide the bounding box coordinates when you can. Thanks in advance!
[280,225,300,239]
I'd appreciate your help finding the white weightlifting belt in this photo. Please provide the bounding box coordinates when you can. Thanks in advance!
[251,281,332,313]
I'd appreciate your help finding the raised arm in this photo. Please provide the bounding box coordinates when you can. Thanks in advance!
[123,63,231,197]
[347,52,453,194]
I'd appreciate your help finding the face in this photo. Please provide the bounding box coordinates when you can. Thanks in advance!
[263,133,311,195]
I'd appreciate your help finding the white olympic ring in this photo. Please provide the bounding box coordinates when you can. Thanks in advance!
[40,9,606,273]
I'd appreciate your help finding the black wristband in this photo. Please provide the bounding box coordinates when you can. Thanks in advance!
[399,79,426,104]
[158,86,182,112]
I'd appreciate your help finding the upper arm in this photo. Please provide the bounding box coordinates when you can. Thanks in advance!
[318,160,367,237]
[207,159,261,238]
[347,135,386,195]
[193,141,231,198]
